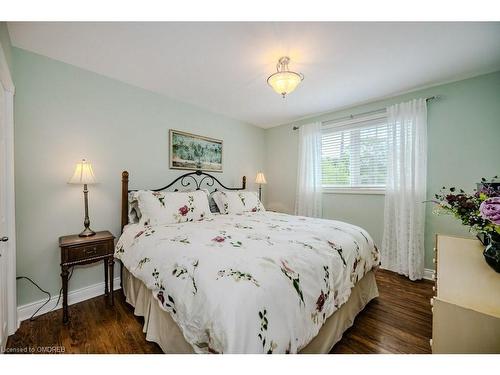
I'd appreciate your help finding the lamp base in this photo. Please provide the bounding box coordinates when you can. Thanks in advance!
[78,227,96,237]
[79,184,95,237]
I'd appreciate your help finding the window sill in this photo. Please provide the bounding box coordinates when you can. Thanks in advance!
[322,187,386,195]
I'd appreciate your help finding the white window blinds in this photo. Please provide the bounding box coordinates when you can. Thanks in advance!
[321,116,388,189]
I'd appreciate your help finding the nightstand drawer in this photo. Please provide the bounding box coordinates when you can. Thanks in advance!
[65,242,111,263]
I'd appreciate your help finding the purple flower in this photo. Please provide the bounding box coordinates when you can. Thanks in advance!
[477,184,500,198]
[316,291,326,312]
[157,291,165,304]
[480,197,500,225]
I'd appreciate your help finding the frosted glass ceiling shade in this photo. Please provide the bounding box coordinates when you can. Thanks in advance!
[255,172,267,184]
[267,71,302,97]
[68,159,97,185]
[267,56,304,98]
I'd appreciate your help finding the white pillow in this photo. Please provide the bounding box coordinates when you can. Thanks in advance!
[213,191,265,214]
[137,190,212,225]
[175,188,219,213]
[211,191,225,213]
[128,191,141,224]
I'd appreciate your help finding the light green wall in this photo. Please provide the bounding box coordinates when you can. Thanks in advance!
[0,22,13,74]
[13,47,265,306]
[11,43,500,306]
[265,71,500,269]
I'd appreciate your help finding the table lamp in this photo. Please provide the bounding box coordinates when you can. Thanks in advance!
[255,172,267,201]
[68,159,97,237]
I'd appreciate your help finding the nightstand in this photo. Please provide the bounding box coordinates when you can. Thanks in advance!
[59,230,115,324]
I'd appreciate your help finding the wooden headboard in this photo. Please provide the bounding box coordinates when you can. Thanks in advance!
[121,170,246,233]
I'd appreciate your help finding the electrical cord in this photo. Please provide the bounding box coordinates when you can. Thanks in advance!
[16,267,74,321]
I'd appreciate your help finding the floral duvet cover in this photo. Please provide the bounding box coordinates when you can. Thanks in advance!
[115,211,380,353]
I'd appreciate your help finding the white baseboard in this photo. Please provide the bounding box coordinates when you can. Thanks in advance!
[380,266,434,281]
[423,268,434,281]
[17,276,121,326]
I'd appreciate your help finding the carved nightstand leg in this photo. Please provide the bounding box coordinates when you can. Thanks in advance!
[109,257,115,306]
[104,258,109,296]
[61,265,69,324]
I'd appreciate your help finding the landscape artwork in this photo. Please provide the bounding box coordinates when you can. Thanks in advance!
[169,129,223,172]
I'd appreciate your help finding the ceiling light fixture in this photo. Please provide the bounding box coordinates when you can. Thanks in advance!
[267,56,304,98]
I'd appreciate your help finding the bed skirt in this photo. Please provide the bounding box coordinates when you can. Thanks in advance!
[122,267,379,353]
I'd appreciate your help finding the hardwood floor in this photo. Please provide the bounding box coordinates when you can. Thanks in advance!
[6,269,433,354]
[331,270,433,353]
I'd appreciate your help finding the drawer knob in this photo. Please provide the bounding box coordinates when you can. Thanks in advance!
[430,297,434,306]
[85,247,97,255]
[433,247,437,253]
[432,286,436,292]
[433,258,437,264]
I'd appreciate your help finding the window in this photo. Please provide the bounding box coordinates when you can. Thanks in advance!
[321,114,388,192]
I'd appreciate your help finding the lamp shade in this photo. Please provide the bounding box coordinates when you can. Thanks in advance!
[68,159,97,185]
[255,172,267,184]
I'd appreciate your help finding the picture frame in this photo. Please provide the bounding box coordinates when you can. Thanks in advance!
[169,129,223,172]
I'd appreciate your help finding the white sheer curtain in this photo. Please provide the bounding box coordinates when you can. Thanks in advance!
[381,98,427,280]
[295,122,322,217]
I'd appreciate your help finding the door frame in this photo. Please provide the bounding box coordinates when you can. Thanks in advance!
[0,39,17,342]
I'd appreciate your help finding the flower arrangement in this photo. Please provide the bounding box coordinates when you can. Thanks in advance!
[432,177,500,236]
[430,176,500,272]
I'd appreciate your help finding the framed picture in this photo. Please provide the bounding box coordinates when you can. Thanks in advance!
[169,129,223,172]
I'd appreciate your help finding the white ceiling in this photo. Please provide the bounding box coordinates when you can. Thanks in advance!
[7,22,500,128]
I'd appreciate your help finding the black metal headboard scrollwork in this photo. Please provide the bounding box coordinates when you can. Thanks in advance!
[121,170,246,232]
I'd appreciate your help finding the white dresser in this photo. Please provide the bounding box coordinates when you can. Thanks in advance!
[431,234,500,353]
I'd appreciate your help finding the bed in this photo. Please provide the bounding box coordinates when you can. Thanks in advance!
[116,170,380,354]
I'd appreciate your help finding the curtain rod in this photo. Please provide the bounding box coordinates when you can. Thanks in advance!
[292,95,439,130]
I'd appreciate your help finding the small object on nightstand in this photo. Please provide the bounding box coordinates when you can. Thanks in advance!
[255,172,267,201]
[68,159,97,237]
[59,230,115,324]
